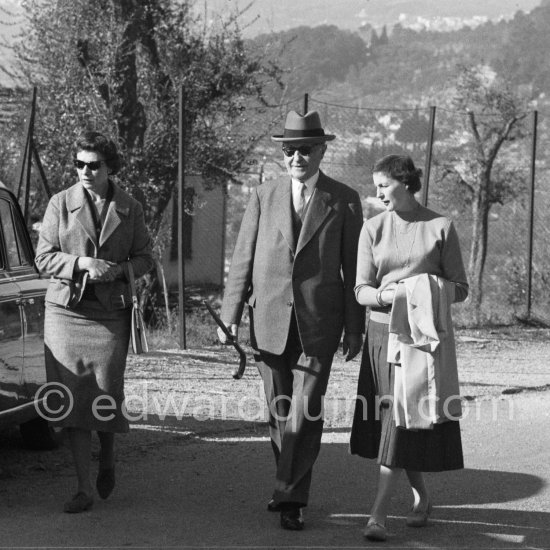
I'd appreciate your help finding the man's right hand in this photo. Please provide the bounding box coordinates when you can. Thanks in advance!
[217,323,239,344]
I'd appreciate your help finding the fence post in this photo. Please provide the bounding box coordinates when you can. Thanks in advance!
[31,145,51,199]
[178,85,187,349]
[526,109,538,319]
[17,86,37,218]
[303,93,309,114]
[422,105,436,207]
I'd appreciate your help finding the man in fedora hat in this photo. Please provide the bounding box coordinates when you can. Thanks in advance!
[218,110,364,530]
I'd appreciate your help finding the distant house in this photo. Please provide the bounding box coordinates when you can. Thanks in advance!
[0,87,26,124]
[162,174,226,289]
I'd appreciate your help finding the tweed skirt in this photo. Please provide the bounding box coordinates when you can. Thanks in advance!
[44,300,131,433]
[350,319,464,471]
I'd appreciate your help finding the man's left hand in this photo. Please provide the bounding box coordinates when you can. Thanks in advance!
[342,333,362,361]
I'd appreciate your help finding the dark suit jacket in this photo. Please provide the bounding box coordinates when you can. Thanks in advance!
[35,181,153,310]
[221,171,365,357]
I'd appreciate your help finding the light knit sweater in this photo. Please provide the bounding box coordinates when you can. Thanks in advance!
[355,204,469,304]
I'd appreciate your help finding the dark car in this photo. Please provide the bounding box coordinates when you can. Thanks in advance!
[0,181,58,449]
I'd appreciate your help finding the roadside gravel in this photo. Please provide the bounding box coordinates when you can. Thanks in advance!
[123,326,550,430]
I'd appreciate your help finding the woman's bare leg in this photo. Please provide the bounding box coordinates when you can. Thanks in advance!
[405,469,430,510]
[369,465,402,524]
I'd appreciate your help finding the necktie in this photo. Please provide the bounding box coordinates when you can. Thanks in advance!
[296,182,306,219]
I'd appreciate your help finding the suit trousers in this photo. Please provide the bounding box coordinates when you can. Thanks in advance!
[256,313,334,507]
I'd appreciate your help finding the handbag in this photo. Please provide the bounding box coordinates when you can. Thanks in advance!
[127,262,149,354]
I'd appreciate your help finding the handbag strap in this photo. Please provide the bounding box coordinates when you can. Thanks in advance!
[126,261,139,308]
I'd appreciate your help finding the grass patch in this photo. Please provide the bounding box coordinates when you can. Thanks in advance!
[147,286,251,349]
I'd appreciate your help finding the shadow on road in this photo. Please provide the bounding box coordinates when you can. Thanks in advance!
[1,414,548,549]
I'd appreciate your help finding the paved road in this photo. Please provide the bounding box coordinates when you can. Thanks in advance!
[1,389,549,549]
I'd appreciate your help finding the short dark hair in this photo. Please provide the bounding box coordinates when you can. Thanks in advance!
[372,154,423,194]
[74,131,121,174]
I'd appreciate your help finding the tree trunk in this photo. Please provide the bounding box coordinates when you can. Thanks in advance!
[467,177,490,324]
[111,0,147,152]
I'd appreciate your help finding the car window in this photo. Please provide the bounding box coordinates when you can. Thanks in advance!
[0,197,32,269]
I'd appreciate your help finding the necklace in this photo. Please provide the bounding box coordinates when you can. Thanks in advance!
[393,215,417,234]
[391,208,420,268]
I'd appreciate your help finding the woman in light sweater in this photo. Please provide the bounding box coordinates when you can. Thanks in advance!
[350,155,468,542]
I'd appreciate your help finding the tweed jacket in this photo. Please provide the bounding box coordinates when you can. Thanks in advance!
[35,181,153,310]
[221,171,365,357]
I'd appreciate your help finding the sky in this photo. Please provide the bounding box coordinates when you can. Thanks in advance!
[0,0,25,86]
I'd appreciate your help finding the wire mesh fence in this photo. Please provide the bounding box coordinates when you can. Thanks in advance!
[0,87,50,250]
[530,110,550,323]
[428,107,533,325]
[227,96,542,326]
[1,88,547,326]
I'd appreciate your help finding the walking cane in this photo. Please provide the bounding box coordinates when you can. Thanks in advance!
[203,300,246,379]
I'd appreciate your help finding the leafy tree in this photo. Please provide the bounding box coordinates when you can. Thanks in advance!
[492,4,550,97]
[378,25,389,46]
[395,107,431,152]
[335,20,511,104]
[369,28,380,48]
[248,25,368,100]
[15,0,278,240]
[437,65,529,321]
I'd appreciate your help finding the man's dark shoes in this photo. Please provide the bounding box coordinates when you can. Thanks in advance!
[96,467,115,500]
[267,499,282,512]
[280,505,304,531]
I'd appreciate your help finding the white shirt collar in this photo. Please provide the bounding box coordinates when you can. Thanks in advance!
[292,171,319,195]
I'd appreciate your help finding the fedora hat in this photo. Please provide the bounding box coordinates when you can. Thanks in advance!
[271,110,336,143]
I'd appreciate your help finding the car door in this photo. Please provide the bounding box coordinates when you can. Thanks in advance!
[0,280,25,412]
[16,278,49,395]
[0,194,27,411]
[0,187,47,402]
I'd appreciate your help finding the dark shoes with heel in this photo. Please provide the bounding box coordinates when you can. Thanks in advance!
[63,465,115,513]
[96,467,116,500]
[267,499,282,512]
[63,492,94,513]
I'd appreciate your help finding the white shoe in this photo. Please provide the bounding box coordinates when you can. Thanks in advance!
[406,502,433,527]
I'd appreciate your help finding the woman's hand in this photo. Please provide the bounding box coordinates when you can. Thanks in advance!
[77,257,120,283]
[379,282,398,306]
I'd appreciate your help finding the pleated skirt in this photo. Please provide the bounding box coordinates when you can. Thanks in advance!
[349,319,464,471]
[44,300,131,433]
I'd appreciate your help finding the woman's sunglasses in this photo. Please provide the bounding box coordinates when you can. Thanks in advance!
[73,159,105,171]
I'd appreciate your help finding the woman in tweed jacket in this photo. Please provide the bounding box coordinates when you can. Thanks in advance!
[35,131,153,513]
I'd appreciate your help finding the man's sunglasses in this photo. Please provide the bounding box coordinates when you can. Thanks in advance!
[73,159,105,171]
[282,145,318,157]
